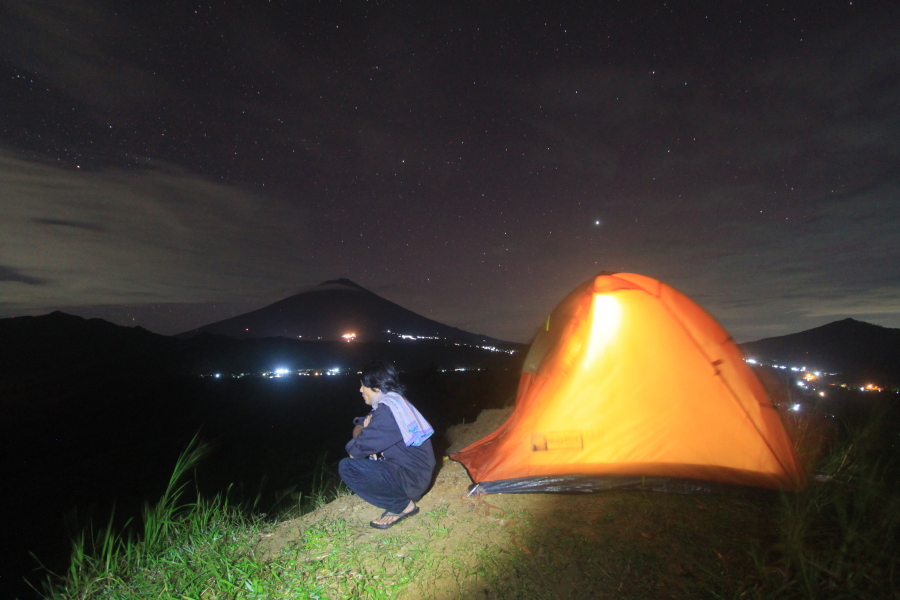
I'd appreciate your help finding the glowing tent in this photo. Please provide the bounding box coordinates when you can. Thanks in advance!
[452,273,805,494]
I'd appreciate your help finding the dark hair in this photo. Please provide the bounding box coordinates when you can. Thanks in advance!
[360,360,405,395]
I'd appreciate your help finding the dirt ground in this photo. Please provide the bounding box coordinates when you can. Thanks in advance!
[255,407,773,599]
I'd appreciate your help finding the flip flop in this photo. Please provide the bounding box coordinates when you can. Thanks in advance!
[370,505,420,529]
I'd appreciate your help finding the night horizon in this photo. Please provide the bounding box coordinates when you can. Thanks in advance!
[2,1,899,344]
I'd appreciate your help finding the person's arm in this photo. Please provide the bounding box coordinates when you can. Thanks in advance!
[352,413,375,439]
[345,408,403,458]
[346,416,365,457]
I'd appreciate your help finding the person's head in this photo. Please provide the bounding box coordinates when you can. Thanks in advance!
[360,360,405,397]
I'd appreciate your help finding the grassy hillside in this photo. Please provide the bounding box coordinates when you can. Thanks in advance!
[35,391,900,599]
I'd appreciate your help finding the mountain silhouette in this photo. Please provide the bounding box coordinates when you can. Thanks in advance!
[739,318,900,384]
[0,311,187,379]
[0,309,522,389]
[179,279,506,344]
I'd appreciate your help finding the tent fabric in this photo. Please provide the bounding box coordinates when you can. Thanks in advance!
[451,272,806,493]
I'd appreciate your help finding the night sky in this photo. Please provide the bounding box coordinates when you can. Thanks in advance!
[2,1,898,343]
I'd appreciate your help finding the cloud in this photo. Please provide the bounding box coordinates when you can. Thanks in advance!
[0,150,316,312]
[0,265,47,286]
[32,217,107,231]
[660,183,900,339]
[0,0,168,111]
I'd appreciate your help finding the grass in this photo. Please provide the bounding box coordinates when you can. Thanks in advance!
[749,408,900,599]
[38,401,900,600]
[35,438,428,600]
[452,492,768,599]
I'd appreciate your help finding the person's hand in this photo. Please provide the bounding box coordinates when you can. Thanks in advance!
[363,414,373,427]
[352,424,363,438]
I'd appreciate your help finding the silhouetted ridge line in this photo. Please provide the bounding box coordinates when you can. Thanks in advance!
[739,318,900,384]
[318,278,372,292]
[178,280,509,345]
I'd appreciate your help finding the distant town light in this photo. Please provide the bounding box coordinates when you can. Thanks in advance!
[342,332,357,342]
[274,368,290,375]
[745,358,757,364]
[791,404,801,412]
[819,392,825,397]
[214,373,221,378]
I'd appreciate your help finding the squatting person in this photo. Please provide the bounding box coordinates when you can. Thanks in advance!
[338,360,436,528]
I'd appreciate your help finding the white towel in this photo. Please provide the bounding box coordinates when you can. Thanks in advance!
[372,392,434,446]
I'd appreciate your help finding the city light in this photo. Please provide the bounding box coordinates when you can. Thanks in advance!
[739,357,885,401]
[342,332,357,342]
[388,331,443,341]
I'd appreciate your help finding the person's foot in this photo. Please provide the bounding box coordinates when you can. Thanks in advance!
[370,501,419,529]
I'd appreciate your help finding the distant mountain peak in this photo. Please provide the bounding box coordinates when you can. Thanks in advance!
[180,279,508,345]
[813,317,889,334]
[832,317,864,325]
[318,278,371,293]
[740,318,900,383]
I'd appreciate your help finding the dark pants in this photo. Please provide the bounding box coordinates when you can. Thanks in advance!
[338,457,411,514]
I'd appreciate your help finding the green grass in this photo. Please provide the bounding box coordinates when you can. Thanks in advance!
[749,412,900,599]
[36,439,436,599]
[39,405,900,600]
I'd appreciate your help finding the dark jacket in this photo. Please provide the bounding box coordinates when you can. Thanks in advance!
[345,404,436,499]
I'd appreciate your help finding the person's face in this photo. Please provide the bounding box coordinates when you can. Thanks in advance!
[360,382,380,405]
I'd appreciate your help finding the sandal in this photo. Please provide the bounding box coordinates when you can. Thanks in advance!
[370,505,419,529]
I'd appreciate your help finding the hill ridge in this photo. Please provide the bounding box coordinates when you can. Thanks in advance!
[180,279,506,345]
[740,318,900,383]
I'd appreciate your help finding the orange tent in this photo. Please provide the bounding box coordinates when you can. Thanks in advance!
[452,273,805,494]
